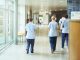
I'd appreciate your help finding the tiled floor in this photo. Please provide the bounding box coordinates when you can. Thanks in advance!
[0,36,68,60]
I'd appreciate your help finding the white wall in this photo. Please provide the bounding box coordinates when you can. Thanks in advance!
[39,11,49,24]
[18,0,26,33]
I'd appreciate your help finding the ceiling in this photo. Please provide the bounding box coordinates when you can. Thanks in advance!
[26,0,67,13]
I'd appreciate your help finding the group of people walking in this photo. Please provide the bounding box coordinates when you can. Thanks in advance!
[25,15,69,54]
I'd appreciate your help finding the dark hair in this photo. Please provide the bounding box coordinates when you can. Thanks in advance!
[29,18,32,22]
[65,15,68,18]
[62,15,66,17]
[62,14,68,18]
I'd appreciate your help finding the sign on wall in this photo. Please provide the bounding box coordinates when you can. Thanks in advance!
[71,11,80,20]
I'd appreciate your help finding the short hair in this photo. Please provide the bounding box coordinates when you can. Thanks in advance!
[26,19,29,23]
[29,18,32,22]
[65,15,68,18]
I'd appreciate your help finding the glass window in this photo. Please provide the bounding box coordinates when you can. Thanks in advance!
[0,0,5,45]
[0,0,15,50]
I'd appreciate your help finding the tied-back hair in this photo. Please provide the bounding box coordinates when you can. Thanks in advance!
[51,15,56,20]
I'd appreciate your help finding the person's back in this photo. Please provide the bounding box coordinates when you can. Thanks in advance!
[62,19,69,33]
[48,21,58,37]
[61,18,69,49]
[26,22,36,39]
[59,17,66,30]
[25,19,36,54]
[48,15,58,53]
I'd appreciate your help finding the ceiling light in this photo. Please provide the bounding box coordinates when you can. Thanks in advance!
[60,1,64,3]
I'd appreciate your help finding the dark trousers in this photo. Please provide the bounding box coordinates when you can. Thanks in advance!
[49,37,57,51]
[26,39,35,53]
[62,33,68,48]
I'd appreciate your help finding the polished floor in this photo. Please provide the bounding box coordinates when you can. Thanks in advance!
[0,36,68,60]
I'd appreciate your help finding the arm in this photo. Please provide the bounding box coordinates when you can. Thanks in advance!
[25,24,27,36]
[48,23,51,31]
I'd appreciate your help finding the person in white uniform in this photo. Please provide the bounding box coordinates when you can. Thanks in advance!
[25,18,36,54]
[61,15,69,49]
[48,15,58,53]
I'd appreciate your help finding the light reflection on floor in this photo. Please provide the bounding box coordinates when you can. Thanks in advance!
[0,36,68,60]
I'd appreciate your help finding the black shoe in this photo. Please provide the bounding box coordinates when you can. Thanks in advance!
[31,51,34,53]
[51,49,55,54]
[51,49,53,54]
[26,49,29,54]
[27,51,29,54]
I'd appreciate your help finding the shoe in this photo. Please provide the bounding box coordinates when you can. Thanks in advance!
[51,49,55,54]
[31,51,34,53]
[27,51,29,54]
[26,49,29,54]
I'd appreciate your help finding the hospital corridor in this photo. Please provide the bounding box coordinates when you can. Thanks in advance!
[0,0,80,60]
